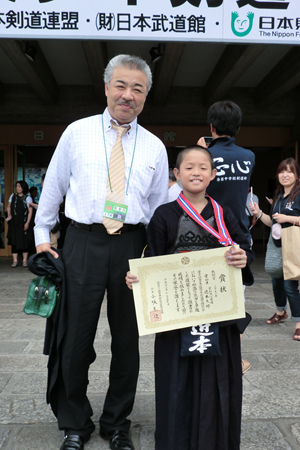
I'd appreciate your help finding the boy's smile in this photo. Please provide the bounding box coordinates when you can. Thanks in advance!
[174,150,216,196]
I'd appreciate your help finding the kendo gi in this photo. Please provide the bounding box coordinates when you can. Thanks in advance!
[145,198,254,450]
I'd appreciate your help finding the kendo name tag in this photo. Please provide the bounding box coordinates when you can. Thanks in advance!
[103,200,128,222]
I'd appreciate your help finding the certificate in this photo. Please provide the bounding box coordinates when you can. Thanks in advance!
[129,247,245,336]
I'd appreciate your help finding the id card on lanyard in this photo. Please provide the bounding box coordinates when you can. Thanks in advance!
[103,200,128,222]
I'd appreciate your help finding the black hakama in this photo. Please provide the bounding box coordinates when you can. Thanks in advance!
[145,200,254,450]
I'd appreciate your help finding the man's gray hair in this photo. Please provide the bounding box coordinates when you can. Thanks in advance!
[104,54,152,94]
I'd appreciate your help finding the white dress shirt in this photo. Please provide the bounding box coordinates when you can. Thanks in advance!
[34,108,169,246]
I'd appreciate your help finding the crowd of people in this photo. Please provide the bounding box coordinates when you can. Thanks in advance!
[5,53,300,450]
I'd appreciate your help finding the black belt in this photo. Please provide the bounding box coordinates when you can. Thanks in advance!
[71,220,143,234]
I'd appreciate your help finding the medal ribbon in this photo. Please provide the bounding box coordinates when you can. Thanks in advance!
[177,192,236,247]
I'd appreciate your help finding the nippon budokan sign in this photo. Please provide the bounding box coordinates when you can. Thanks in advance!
[0,0,299,44]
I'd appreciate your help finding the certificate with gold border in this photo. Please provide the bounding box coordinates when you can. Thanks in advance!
[129,247,245,336]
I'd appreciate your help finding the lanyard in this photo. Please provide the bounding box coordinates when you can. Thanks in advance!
[177,192,236,247]
[102,115,138,195]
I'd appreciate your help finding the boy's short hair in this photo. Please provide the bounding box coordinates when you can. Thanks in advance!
[207,100,242,137]
[176,145,214,171]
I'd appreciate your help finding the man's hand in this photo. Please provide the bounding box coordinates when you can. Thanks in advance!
[36,243,59,259]
[125,271,139,290]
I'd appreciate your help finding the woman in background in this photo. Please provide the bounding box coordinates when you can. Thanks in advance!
[250,158,300,340]
[7,180,33,267]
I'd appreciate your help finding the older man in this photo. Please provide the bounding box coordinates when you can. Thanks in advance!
[34,54,169,450]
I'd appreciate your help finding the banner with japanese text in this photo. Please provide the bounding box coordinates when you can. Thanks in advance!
[0,0,299,44]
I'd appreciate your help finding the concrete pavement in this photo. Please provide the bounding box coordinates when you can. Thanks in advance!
[0,254,300,450]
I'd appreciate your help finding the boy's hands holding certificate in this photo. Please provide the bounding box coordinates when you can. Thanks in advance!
[224,246,247,269]
[126,245,247,290]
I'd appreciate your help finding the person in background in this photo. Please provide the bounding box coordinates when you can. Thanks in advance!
[7,180,33,267]
[34,54,168,450]
[57,196,71,249]
[246,187,259,231]
[29,186,38,205]
[250,157,300,341]
[28,186,38,255]
[0,192,4,249]
[246,187,260,248]
[30,174,60,249]
[198,101,255,243]
[168,167,182,202]
[29,183,41,210]
[198,100,255,375]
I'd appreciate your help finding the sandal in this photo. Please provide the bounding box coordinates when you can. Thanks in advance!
[266,310,288,324]
[242,359,251,374]
[11,262,18,268]
[293,329,300,341]
[22,261,27,267]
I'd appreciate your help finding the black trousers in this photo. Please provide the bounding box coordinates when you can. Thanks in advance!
[52,222,146,437]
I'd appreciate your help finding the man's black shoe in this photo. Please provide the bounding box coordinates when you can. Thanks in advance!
[100,429,135,450]
[60,434,90,450]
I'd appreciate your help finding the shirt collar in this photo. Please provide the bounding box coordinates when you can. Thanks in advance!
[209,136,235,148]
[103,107,137,137]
